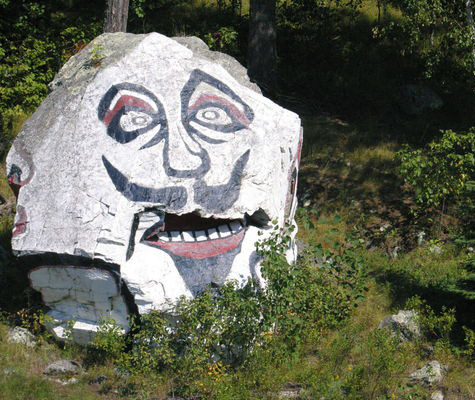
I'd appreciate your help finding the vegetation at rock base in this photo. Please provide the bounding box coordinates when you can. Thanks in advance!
[1,0,475,398]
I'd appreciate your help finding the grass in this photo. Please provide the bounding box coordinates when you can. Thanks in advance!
[0,0,474,398]
[1,104,474,400]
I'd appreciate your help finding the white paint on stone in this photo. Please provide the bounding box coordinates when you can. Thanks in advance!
[7,32,302,343]
[29,267,129,344]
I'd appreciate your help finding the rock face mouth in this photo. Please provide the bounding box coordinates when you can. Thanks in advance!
[140,212,246,259]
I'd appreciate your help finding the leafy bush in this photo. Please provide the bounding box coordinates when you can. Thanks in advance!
[0,0,101,140]
[382,0,473,86]
[397,129,475,211]
[397,128,475,243]
[405,296,456,343]
[93,224,367,396]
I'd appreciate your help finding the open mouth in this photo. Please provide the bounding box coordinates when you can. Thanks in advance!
[139,212,247,259]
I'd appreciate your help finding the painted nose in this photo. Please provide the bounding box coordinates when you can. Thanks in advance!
[163,122,210,179]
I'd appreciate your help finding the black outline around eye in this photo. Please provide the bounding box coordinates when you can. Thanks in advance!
[188,101,244,133]
[98,83,166,144]
[181,70,254,143]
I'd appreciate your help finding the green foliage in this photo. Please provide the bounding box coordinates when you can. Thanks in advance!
[405,296,456,343]
[304,320,412,400]
[397,129,475,219]
[0,0,101,141]
[463,326,475,359]
[93,223,367,396]
[0,38,56,112]
[380,0,472,84]
[204,26,239,55]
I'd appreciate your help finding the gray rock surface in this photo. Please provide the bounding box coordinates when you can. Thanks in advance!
[378,310,421,342]
[397,84,443,115]
[7,326,35,347]
[431,390,444,400]
[43,360,81,376]
[278,383,305,398]
[410,360,447,387]
[7,32,302,344]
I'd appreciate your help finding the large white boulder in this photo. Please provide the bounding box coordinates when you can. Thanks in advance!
[6,32,302,343]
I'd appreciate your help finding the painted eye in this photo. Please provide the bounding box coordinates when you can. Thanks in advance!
[119,111,154,132]
[187,97,250,134]
[99,83,166,144]
[194,106,232,126]
[181,70,255,143]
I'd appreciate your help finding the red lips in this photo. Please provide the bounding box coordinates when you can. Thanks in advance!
[146,228,245,259]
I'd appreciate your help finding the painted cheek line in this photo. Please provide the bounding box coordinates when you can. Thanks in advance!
[188,95,250,127]
[103,95,154,125]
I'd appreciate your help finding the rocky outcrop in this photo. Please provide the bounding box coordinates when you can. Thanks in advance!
[7,326,35,347]
[378,310,421,342]
[410,361,447,387]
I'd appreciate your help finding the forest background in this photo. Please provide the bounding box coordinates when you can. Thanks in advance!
[1,0,475,399]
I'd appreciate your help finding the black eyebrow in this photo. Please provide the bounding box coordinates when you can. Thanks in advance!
[180,69,254,127]
[98,82,161,121]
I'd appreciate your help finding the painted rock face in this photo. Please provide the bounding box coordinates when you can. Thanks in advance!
[6,33,302,344]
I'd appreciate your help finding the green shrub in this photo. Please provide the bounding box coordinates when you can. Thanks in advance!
[405,296,456,343]
[397,128,475,243]
[397,129,475,212]
[93,223,367,396]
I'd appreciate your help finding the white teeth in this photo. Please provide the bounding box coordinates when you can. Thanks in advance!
[181,231,195,242]
[169,231,181,242]
[218,224,232,237]
[195,230,207,241]
[145,220,246,243]
[158,232,170,242]
[208,228,220,240]
[229,221,242,233]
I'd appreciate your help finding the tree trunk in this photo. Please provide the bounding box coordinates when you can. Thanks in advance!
[104,0,130,33]
[247,0,277,91]
[466,0,475,70]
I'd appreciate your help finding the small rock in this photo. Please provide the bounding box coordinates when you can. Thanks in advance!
[379,224,391,232]
[410,360,447,387]
[429,244,442,255]
[279,383,305,399]
[43,360,81,376]
[2,368,17,375]
[389,246,400,259]
[378,310,421,342]
[295,238,309,256]
[417,231,426,246]
[7,326,35,347]
[431,390,444,400]
[49,377,79,386]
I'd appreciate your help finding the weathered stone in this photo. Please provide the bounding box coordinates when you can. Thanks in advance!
[431,390,445,400]
[397,84,443,115]
[7,32,302,343]
[43,360,82,376]
[279,383,305,399]
[410,361,447,387]
[378,310,421,342]
[7,326,35,347]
